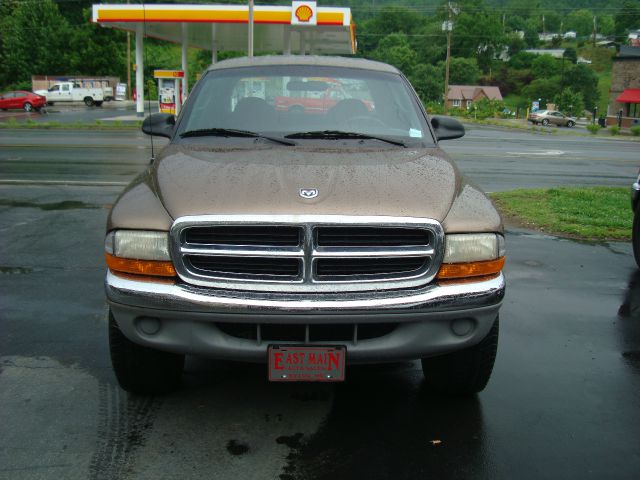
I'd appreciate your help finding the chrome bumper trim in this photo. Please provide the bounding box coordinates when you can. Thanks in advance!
[105,271,505,314]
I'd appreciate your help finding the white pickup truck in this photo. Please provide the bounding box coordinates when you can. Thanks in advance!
[34,81,104,107]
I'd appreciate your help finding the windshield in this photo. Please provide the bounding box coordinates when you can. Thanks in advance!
[178,65,432,145]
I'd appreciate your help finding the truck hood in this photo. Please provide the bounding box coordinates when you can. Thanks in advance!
[152,144,461,221]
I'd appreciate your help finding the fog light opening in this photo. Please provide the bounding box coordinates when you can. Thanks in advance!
[451,318,475,337]
[137,317,161,335]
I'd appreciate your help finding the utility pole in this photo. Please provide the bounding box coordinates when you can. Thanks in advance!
[443,3,454,114]
[592,16,597,47]
[542,14,545,37]
[126,0,131,100]
[502,13,505,33]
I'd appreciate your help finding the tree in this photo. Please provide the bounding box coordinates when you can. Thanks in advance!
[554,88,585,116]
[523,18,539,48]
[371,33,418,76]
[1,0,72,87]
[532,55,561,77]
[522,78,562,106]
[446,57,482,85]
[563,48,577,65]
[409,64,444,102]
[563,64,599,110]
[615,1,640,42]
[566,9,595,37]
[450,2,506,73]
[598,15,616,36]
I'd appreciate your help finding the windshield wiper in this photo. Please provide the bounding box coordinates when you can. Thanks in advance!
[284,130,406,147]
[180,128,296,146]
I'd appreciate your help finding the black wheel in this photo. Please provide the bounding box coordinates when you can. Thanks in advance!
[95,101,103,107]
[108,309,184,394]
[541,119,549,126]
[47,101,54,106]
[84,97,95,107]
[421,318,499,395]
[23,102,33,112]
[633,212,640,268]
[567,120,575,127]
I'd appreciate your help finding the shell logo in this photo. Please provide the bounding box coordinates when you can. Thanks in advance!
[295,4,313,22]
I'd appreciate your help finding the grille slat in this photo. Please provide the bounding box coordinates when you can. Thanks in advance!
[316,257,428,277]
[317,227,430,247]
[189,256,301,277]
[172,218,443,291]
[185,226,301,246]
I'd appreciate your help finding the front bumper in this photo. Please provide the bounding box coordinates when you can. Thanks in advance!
[106,271,505,363]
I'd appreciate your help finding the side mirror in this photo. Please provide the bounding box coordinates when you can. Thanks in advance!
[431,116,465,141]
[142,113,175,138]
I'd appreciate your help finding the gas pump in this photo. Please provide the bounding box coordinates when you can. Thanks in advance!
[153,70,185,116]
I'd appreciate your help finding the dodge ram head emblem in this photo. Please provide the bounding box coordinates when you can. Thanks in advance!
[299,188,319,199]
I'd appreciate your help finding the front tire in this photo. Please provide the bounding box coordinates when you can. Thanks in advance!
[84,97,95,107]
[541,119,549,126]
[108,310,184,394]
[421,318,499,395]
[23,102,33,112]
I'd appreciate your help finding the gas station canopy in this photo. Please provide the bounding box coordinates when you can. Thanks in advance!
[92,3,356,55]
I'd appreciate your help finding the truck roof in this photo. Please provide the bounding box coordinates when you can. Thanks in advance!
[207,55,400,74]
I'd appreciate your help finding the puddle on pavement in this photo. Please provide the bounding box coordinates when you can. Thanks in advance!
[0,199,101,210]
[0,266,34,274]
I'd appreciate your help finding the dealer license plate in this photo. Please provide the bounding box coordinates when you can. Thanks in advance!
[268,345,346,382]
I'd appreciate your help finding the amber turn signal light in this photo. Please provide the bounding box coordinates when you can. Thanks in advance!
[436,257,505,280]
[105,253,177,277]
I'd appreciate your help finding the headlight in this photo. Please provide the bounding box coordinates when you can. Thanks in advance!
[105,230,176,278]
[437,233,505,281]
[443,233,505,263]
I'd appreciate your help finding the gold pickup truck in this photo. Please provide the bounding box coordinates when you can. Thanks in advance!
[104,56,506,395]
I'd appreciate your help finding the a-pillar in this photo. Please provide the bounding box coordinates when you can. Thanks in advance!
[181,23,189,98]
[135,23,144,116]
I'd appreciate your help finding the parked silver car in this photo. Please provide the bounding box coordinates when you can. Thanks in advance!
[528,110,576,127]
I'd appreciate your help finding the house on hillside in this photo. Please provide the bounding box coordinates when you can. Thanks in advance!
[607,46,640,127]
[446,85,503,110]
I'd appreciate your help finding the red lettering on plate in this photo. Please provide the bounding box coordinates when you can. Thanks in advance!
[274,352,284,370]
[309,353,316,364]
[328,352,340,370]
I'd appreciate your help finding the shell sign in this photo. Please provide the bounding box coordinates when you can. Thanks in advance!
[291,1,317,25]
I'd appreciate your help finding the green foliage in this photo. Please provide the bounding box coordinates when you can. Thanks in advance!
[531,55,561,77]
[522,78,561,105]
[563,64,599,110]
[371,33,418,75]
[586,124,601,134]
[566,9,595,37]
[631,126,640,136]
[490,187,632,241]
[615,0,640,42]
[554,88,584,116]
[448,57,482,85]
[609,125,621,135]
[563,48,578,65]
[409,64,443,102]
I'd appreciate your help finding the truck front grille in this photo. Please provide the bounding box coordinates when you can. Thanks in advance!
[170,215,444,292]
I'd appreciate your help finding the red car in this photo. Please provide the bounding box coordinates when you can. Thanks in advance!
[0,90,47,112]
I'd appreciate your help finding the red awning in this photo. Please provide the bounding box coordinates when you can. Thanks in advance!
[616,89,640,103]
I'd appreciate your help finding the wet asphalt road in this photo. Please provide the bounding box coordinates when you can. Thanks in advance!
[1,127,640,479]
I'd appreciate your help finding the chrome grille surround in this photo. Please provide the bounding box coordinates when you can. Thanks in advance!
[170,215,445,293]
